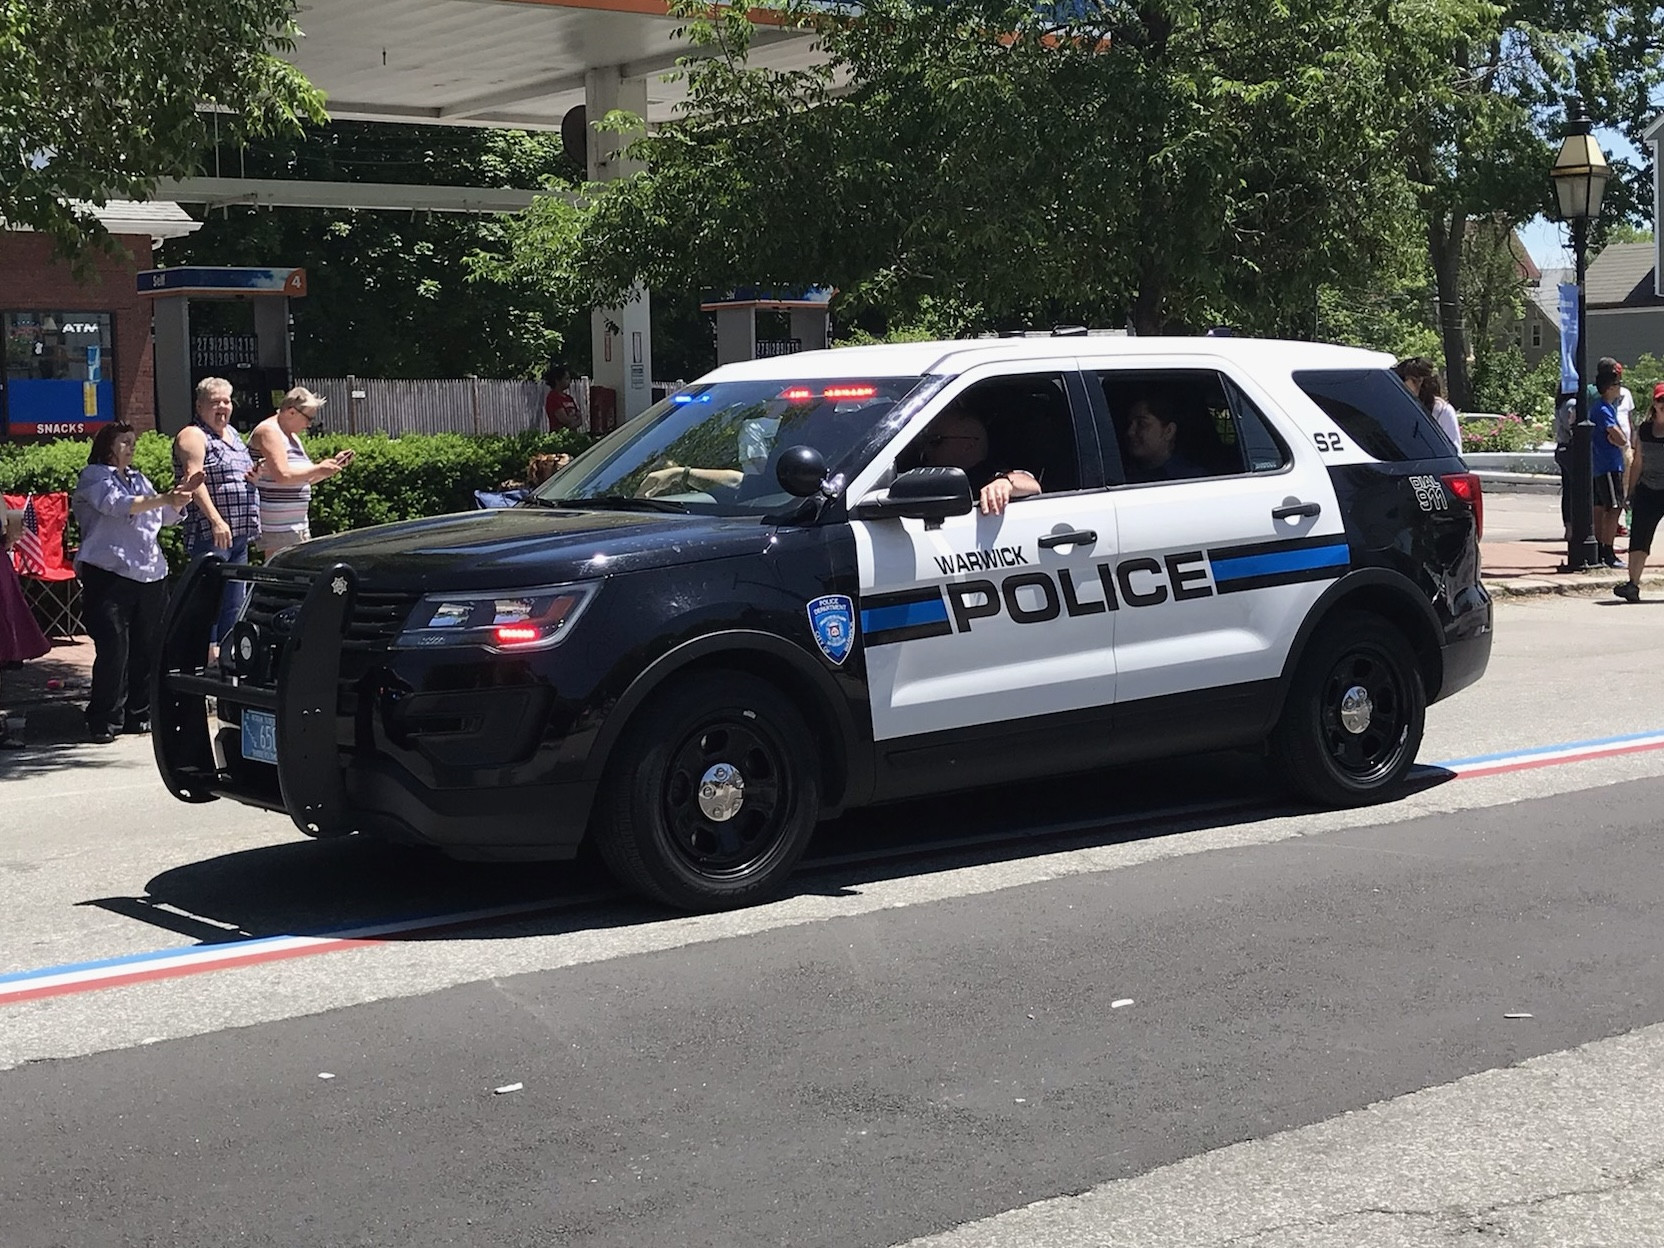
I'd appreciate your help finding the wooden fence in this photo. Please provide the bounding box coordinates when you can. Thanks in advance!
[296,376,593,437]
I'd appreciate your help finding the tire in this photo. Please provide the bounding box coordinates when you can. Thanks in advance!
[1271,610,1426,806]
[594,671,821,910]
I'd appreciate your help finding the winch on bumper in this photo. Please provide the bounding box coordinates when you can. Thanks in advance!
[151,554,599,857]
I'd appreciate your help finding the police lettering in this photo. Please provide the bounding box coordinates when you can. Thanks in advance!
[946,551,1212,631]
[933,546,1030,576]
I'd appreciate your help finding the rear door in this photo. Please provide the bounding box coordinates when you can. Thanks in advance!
[1088,360,1349,705]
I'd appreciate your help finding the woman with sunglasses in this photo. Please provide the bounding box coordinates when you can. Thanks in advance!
[1615,383,1664,602]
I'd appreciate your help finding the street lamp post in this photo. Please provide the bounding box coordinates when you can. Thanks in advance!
[1552,95,1610,573]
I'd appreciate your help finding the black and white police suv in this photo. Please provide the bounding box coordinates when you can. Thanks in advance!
[154,337,1490,910]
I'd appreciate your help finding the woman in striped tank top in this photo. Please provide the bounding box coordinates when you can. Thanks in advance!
[249,387,353,557]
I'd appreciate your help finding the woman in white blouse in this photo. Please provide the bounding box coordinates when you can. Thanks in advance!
[72,424,201,745]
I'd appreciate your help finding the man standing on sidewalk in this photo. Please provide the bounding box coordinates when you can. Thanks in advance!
[1592,361,1630,568]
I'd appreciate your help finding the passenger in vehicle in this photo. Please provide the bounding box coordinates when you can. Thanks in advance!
[917,405,1041,516]
[1121,397,1208,483]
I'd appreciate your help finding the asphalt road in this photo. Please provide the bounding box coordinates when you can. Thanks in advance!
[3,592,1663,1247]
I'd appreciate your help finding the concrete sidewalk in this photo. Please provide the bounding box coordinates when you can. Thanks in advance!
[0,489,1650,748]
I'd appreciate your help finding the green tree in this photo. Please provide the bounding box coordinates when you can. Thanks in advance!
[1388,1,1664,409]
[1,0,324,257]
[503,0,1433,340]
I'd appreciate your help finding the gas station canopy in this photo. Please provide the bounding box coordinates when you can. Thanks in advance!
[284,0,822,129]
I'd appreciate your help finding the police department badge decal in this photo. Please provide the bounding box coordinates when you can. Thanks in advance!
[807,594,855,665]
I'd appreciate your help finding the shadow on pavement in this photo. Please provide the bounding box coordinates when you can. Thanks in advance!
[101,753,1458,950]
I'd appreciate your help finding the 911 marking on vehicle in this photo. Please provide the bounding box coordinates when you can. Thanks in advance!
[1409,475,1449,512]
[862,536,1352,644]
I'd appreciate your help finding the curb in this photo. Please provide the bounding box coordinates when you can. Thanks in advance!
[1486,571,1664,599]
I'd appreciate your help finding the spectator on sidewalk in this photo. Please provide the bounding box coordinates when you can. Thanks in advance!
[249,387,353,558]
[1394,357,1462,450]
[542,362,583,434]
[1615,383,1664,602]
[73,423,202,743]
[1600,357,1635,536]
[173,377,259,656]
[1553,388,1577,539]
[1592,362,1629,569]
[0,501,52,746]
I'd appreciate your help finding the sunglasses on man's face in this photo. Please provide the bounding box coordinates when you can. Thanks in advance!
[926,434,982,446]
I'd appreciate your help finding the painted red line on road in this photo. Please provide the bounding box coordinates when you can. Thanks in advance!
[1450,739,1664,780]
[1,938,381,1006]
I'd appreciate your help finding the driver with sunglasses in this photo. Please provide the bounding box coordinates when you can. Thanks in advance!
[917,404,1041,516]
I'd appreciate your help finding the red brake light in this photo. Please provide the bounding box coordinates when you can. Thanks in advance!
[493,625,541,646]
[779,387,813,402]
[1441,472,1483,540]
[822,384,878,400]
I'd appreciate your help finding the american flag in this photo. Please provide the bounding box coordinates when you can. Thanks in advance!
[14,495,46,577]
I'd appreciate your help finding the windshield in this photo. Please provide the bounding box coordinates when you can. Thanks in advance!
[533,376,934,516]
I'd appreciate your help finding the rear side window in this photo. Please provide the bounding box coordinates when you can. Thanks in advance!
[1293,369,1451,462]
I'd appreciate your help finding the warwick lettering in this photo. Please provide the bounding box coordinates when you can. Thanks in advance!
[933,546,1030,576]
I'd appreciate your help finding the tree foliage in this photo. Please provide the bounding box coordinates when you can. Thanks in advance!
[0,0,324,256]
[1389,0,1664,407]
[502,0,1434,337]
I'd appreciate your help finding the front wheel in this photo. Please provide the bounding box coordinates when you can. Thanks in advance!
[1271,611,1426,806]
[595,671,820,910]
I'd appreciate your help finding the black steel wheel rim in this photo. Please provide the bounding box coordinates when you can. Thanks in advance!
[1318,645,1407,784]
[660,716,790,880]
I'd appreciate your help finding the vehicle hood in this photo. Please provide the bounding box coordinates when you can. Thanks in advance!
[270,507,780,590]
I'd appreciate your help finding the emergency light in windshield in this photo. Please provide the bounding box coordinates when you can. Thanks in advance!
[778,384,880,402]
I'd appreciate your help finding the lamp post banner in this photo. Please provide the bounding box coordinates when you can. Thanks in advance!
[1559,282,1580,394]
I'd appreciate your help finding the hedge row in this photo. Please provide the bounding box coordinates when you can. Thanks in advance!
[0,428,590,566]
[0,428,589,528]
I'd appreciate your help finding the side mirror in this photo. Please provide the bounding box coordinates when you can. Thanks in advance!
[850,467,975,521]
[775,445,827,498]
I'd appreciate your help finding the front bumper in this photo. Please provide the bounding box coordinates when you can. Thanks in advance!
[153,556,596,859]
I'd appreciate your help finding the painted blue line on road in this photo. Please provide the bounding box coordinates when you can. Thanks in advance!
[0,933,302,986]
[1431,728,1664,769]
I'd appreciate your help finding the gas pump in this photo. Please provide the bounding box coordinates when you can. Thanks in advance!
[138,267,305,434]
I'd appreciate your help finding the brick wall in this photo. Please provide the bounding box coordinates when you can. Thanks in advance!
[0,231,156,434]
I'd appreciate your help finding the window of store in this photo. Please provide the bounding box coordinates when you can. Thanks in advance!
[2,311,116,439]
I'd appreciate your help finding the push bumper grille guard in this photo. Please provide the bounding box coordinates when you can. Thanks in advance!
[152,554,361,837]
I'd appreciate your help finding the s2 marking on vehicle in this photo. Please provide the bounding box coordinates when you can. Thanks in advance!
[863,536,1353,643]
[932,546,1031,575]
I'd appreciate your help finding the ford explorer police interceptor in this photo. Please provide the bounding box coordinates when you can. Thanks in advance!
[153,337,1491,910]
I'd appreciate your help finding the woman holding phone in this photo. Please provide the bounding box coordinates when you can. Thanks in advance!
[73,423,203,742]
[1615,382,1664,602]
[249,386,353,557]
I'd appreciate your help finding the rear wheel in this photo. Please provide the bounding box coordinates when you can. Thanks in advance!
[1271,611,1426,806]
[595,671,820,910]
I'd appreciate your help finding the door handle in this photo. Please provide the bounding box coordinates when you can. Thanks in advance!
[1038,528,1097,550]
[1271,501,1322,520]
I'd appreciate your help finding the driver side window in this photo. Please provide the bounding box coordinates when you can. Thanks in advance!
[896,373,1081,495]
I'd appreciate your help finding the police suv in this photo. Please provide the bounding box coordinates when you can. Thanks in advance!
[154,337,1490,910]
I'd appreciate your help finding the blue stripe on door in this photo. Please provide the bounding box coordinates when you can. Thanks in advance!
[861,597,950,633]
[1211,543,1350,583]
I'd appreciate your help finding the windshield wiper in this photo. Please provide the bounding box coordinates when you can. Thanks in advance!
[537,494,689,514]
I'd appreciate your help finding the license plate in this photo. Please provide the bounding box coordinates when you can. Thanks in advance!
[241,708,278,765]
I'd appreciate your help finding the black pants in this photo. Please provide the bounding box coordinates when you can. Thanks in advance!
[1555,445,1573,529]
[79,563,167,732]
